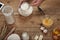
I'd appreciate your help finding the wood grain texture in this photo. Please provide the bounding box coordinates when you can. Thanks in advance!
[0,0,60,40]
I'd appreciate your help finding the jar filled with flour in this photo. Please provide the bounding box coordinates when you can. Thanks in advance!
[18,2,33,17]
[2,5,15,24]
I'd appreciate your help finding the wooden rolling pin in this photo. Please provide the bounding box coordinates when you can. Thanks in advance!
[4,27,15,40]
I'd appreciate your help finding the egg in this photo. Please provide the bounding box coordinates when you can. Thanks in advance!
[22,32,29,40]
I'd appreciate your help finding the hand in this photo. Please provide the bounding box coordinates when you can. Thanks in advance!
[31,0,44,6]
[19,0,26,7]
[19,0,24,6]
[53,36,58,40]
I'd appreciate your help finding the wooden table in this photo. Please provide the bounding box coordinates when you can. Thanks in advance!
[0,0,60,40]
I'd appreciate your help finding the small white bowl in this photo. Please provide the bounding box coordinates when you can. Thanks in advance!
[7,34,20,40]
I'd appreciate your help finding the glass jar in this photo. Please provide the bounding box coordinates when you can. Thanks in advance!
[53,27,60,40]
[42,15,54,28]
[2,5,15,24]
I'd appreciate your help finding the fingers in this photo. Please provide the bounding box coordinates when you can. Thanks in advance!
[19,0,24,6]
[31,0,44,6]
[31,0,37,4]
[31,0,40,6]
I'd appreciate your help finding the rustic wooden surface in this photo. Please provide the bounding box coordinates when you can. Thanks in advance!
[0,0,60,40]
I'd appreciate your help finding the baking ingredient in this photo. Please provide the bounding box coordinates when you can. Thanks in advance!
[21,2,29,10]
[42,17,53,27]
[34,35,39,40]
[7,34,20,40]
[43,29,48,33]
[40,26,45,31]
[2,5,15,24]
[18,2,33,17]
[53,27,60,35]
[22,32,29,40]
[38,35,43,40]
[53,27,60,40]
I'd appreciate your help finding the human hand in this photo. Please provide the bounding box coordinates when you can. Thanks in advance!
[19,0,27,7]
[31,0,44,6]
[19,0,24,6]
